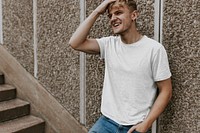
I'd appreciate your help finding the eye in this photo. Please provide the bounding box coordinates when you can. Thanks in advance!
[115,11,123,15]
[107,14,112,19]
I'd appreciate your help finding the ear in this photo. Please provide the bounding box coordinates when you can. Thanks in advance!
[131,10,139,21]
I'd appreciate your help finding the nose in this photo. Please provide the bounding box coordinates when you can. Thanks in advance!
[110,14,117,21]
[110,15,117,25]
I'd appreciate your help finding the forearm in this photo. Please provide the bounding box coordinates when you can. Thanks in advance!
[127,80,172,133]
[69,10,100,49]
[69,0,116,49]
[143,89,172,128]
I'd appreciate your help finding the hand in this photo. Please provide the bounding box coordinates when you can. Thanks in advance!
[94,0,117,14]
[127,121,150,133]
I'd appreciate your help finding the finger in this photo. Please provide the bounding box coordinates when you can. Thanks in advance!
[127,126,136,133]
[97,0,117,14]
[103,0,117,5]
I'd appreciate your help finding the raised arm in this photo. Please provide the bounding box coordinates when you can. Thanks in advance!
[69,0,116,54]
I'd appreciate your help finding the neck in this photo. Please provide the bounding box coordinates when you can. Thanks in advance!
[120,29,142,44]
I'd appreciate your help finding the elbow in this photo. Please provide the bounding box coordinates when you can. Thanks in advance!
[68,40,78,50]
[168,88,172,101]
[68,38,83,51]
[166,86,172,102]
[70,44,80,51]
[168,82,173,100]
[69,42,76,50]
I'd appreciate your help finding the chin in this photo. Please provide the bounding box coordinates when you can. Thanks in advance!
[114,32,121,35]
[113,31,123,35]
[112,28,125,35]
[113,30,122,35]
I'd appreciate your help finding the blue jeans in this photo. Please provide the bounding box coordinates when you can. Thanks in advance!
[88,115,150,133]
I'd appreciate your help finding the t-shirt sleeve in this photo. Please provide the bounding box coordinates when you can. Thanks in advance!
[96,37,109,59]
[152,46,172,81]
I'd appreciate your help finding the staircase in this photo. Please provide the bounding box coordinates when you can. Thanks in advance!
[0,72,45,133]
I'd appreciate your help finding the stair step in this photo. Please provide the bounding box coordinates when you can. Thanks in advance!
[0,115,45,133]
[0,99,30,122]
[0,84,16,102]
[0,73,4,84]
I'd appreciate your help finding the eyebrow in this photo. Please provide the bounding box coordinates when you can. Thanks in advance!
[107,9,124,19]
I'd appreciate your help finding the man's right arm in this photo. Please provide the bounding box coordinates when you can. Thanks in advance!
[68,0,116,54]
[69,11,101,54]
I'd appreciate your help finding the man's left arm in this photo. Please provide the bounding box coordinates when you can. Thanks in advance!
[128,78,172,133]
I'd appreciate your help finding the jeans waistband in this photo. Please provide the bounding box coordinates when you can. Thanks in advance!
[102,115,134,128]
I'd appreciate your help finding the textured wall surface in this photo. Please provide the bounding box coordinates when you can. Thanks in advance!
[37,0,80,121]
[85,0,155,128]
[136,0,154,38]
[161,0,200,132]
[2,0,34,74]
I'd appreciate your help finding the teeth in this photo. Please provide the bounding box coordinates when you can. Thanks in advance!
[113,23,119,27]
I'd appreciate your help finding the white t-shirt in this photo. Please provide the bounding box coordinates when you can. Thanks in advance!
[96,35,171,125]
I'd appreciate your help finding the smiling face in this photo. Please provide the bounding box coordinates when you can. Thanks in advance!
[107,0,138,35]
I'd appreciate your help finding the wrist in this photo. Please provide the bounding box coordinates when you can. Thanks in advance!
[142,119,153,129]
[87,10,101,21]
[92,10,103,16]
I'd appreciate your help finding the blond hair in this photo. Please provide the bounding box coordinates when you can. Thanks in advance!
[108,0,137,13]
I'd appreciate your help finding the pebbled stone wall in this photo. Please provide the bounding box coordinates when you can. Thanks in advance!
[2,0,34,75]
[37,0,80,121]
[160,0,200,132]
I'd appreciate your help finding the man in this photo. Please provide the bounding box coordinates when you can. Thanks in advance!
[69,0,172,133]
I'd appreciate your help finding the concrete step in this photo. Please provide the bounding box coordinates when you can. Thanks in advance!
[0,99,30,122]
[0,72,4,84]
[0,115,45,133]
[0,84,16,102]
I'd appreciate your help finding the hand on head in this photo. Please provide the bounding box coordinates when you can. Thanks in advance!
[95,0,117,14]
